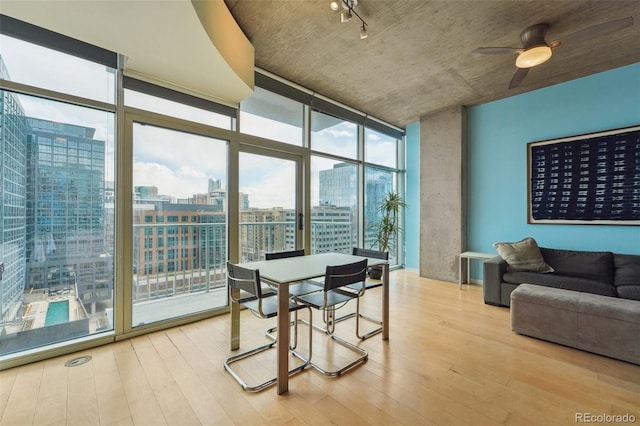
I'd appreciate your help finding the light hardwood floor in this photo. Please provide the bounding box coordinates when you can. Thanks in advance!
[1,270,639,426]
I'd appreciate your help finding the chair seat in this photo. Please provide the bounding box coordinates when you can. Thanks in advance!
[289,280,323,297]
[346,280,381,291]
[295,288,357,310]
[261,286,277,296]
[242,294,308,318]
[265,280,322,297]
[314,278,380,292]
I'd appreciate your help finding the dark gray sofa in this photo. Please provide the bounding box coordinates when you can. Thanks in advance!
[483,247,640,307]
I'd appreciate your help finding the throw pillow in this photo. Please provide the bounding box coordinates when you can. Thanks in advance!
[493,237,554,273]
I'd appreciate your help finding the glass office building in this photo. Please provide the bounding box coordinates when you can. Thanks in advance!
[0,60,28,324]
[25,118,112,310]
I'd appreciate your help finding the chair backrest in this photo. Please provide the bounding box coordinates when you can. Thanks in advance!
[324,259,368,292]
[352,247,389,260]
[265,249,305,260]
[227,262,263,301]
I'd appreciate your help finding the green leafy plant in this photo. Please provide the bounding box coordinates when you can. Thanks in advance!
[371,191,406,253]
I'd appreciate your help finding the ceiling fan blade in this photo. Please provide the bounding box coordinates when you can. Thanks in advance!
[560,16,633,45]
[473,47,523,55]
[509,68,530,89]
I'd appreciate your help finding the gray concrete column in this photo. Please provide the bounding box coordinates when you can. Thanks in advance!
[419,106,467,282]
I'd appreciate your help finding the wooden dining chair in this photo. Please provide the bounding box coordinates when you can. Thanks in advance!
[293,259,369,377]
[224,262,312,392]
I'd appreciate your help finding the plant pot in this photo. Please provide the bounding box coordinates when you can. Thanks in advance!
[368,266,383,280]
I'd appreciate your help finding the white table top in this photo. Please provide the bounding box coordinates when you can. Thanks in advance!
[236,252,387,284]
[459,251,496,260]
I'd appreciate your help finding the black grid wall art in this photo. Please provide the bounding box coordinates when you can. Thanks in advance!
[528,125,640,224]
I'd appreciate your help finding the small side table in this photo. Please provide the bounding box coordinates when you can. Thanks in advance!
[458,251,495,289]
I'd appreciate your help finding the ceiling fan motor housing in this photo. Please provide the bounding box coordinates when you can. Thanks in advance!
[516,23,553,68]
[520,23,549,49]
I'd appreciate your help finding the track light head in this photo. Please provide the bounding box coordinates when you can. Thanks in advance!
[360,23,368,39]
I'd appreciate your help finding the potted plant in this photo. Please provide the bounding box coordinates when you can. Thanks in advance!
[368,191,406,279]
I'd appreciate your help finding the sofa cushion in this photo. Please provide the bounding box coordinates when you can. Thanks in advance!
[493,237,554,273]
[539,248,614,285]
[503,271,618,297]
[614,254,640,301]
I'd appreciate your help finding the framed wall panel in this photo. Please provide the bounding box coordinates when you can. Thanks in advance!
[527,125,640,225]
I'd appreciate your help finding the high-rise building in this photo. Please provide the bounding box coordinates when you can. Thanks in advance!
[317,162,393,251]
[319,162,357,208]
[135,185,158,199]
[132,204,226,302]
[365,169,393,248]
[0,57,28,322]
[208,178,221,193]
[307,207,354,254]
[239,192,250,210]
[364,169,393,211]
[240,208,291,261]
[25,117,112,312]
[316,163,358,252]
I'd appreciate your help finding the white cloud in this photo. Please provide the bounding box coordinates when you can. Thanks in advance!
[239,153,295,209]
[134,161,212,199]
[325,129,355,138]
[132,123,227,198]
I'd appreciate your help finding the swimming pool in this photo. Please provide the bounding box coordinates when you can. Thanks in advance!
[45,300,69,326]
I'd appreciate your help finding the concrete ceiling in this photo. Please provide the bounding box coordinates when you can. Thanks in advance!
[224,0,640,128]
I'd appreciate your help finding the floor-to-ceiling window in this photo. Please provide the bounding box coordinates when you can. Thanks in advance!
[130,123,229,327]
[237,78,306,260]
[309,111,359,255]
[123,77,237,332]
[238,85,405,263]
[0,23,117,357]
[238,151,301,261]
[364,127,401,264]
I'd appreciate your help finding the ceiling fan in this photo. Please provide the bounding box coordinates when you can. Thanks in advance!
[473,16,634,89]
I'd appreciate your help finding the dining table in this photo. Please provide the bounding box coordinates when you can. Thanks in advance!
[232,252,389,394]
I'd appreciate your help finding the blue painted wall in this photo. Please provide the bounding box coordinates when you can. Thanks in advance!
[405,122,420,269]
[467,63,640,272]
[404,63,640,277]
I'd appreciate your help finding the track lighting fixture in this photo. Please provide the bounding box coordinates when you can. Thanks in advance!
[330,0,369,39]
